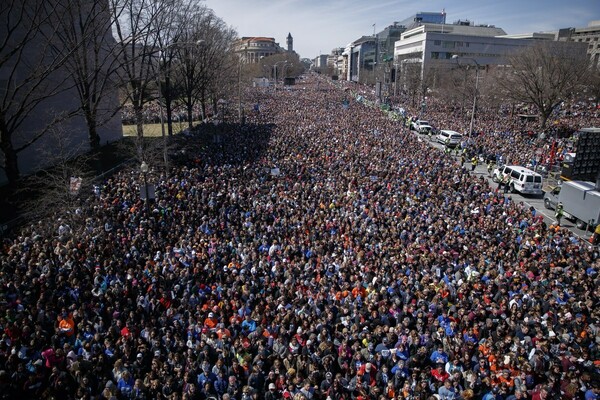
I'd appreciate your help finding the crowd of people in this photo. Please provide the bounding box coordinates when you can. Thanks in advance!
[121,103,206,126]
[384,91,599,170]
[1,74,599,400]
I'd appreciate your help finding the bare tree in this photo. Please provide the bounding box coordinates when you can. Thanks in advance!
[500,41,588,129]
[150,0,199,137]
[108,0,178,143]
[586,67,600,108]
[173,8,238,127]
[48,0,121,150]
[0,0,74,185]
[396,63,436,115]
[18,125,95,226]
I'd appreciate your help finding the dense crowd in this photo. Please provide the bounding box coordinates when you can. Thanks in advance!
[1,74,599,400]
[388,92,599,170]
[121,103,205,126]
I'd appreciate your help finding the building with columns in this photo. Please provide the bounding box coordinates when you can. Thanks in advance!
[235,33,296,63]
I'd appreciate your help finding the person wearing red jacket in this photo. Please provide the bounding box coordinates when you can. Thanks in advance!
[357,362,377,387]
[431,362,450,383]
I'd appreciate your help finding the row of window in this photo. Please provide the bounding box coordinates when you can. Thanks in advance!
[249,42,275,47]
[430,52,500,59]
[433,40,470,48]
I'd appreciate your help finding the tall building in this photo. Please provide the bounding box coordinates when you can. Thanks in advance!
[397,11,447,29]
[287,33,294,53]
[394,20,510,69]
[556,21,600,69]
[345,36,377,83]
[0,0,122,186]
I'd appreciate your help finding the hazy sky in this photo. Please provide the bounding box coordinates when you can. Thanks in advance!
[201,0,600,59]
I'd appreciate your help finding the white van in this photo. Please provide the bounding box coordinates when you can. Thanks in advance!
[492,165,544,195]
[436,130,462,147]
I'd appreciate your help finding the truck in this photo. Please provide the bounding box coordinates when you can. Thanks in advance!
[543,180,600,230]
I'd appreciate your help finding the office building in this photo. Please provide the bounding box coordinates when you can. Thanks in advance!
[556,21,600,69]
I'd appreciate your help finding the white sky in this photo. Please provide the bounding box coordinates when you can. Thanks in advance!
[201,0,600,59]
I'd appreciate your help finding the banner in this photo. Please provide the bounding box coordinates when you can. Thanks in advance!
[69,177,82,195]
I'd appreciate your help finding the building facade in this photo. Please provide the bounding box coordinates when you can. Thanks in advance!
[556,21,600,69]
[0,0,122,186]
[235,37,285,63]
[235,34,297,63]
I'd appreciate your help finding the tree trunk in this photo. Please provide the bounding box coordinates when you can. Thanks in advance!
[164,76,174,137]
[166,100,173,137]
[201,90,207,121]
[0,119,20,185]
[187,103,193,130]
[134,105,144,139]
[539,112,549,130]
[84,108,101,150]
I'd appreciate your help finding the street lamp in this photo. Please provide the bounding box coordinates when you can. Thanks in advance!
[393,61,399,96]
[140,161,150,214]
[452,55,480,138]
[273,61,288,91]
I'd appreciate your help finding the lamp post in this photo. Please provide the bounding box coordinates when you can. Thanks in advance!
[273,61,288,91]
[393,61,398,96]
[238,48,248,124]
[155,62,169,174]
[140,161,150,214]
[452,55,480,138]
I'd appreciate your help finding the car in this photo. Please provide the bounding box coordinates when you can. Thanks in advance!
[492,165,544,195]
[410,119,430,131]
[417,124,433,134]
[436,130,462,147]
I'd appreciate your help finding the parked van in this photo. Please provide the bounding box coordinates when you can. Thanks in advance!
[436,130,462,147]
[492,165,544,195]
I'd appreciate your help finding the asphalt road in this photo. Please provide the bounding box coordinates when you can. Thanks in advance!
[412,131,597,246]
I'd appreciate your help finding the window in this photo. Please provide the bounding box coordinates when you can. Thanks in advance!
[434,40,441,45]
[442,41,455,49]
[431,52,439,59]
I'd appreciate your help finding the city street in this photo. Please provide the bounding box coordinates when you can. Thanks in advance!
[414,131,597,244]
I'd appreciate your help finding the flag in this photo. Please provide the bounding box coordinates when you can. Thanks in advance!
[69,177,82,195]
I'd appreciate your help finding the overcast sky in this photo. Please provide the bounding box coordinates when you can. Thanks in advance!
[201,0,600,59]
